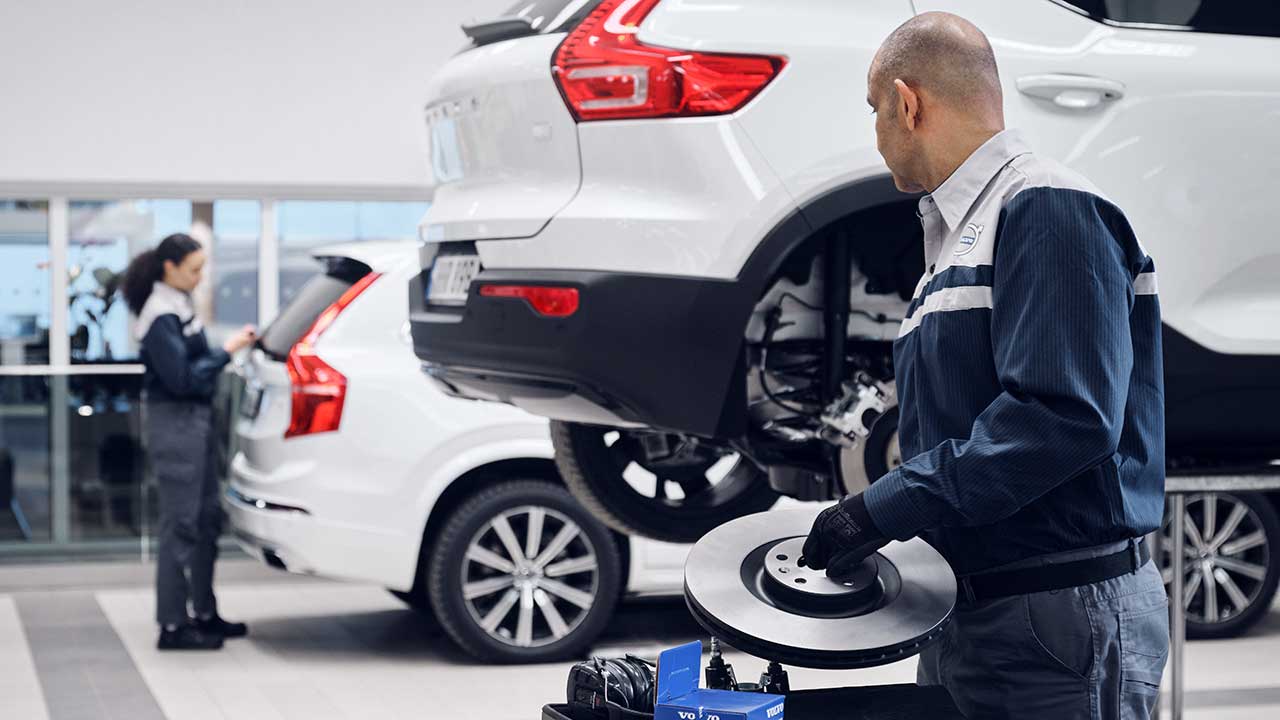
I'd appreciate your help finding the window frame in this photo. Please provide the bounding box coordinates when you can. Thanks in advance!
[1047,0,1280,39]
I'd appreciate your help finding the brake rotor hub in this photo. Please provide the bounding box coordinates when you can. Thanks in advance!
[759,537,884,616]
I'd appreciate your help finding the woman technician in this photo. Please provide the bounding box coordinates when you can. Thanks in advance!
[122,233,256,650]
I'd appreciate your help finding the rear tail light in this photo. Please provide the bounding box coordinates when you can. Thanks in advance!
[479,284,580,317]
[552,0,785,121]
[284,272,382,439]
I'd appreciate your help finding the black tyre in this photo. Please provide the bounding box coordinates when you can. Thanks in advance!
[1159,491,1280,639]
[552,421,778,543]
[427,479,622,663]
[863,405,902,481]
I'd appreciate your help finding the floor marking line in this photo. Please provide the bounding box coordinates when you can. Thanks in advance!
[15,591,167,720]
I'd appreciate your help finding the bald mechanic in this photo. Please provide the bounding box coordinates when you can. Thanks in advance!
[800,12,1168,719]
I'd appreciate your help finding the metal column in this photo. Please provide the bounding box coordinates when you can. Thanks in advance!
[1168,493,1186,720]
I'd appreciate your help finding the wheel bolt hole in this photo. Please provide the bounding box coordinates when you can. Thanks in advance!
[797,557,808,568]
[778,567,789,574]
[795,578,807,584]
[776,554,788,561]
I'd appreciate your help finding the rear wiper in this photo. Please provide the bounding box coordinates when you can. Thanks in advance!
[461,16,536,46]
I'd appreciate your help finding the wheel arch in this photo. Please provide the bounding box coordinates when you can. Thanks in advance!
[735,174,915,295]
[404,453,631,599]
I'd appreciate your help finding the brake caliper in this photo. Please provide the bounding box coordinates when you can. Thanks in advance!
[819,373,895,447]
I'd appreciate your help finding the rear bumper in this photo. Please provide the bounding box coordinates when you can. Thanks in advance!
[225,456,418,590]
[409,267,757,437]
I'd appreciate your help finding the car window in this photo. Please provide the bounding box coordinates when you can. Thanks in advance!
[258,256,371,359]
[1056,1,1280,38]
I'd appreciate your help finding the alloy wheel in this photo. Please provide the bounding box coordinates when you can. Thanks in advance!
[603,429,747,506]
[1160,492,1271,625]
[460,505,599,648]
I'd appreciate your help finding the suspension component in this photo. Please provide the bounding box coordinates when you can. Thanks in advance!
[819,373,895,447]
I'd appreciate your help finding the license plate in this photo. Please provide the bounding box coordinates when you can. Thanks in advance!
[240,382,264,419]
[427,253,481,306]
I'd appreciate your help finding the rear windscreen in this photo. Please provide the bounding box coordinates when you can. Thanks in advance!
[258,257,371,359]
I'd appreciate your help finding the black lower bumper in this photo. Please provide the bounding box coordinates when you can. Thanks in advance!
[409,268,757,438]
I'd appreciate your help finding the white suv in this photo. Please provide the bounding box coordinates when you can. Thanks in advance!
[409,1,1280,636]
[226,241,687,663]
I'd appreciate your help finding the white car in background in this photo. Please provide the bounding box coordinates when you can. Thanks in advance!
[225,240,688,663]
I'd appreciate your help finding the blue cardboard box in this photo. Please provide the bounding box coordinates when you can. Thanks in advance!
[653,641,785,720]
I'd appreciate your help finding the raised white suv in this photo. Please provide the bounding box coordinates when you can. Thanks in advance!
[409,1,1280,637]
[226,241,688,662]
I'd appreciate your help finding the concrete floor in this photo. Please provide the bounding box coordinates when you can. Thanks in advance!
[1,558,1277,719]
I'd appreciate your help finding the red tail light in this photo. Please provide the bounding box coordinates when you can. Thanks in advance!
[284,272,382,438]
[552,0,785,121]
[480,284,580,317]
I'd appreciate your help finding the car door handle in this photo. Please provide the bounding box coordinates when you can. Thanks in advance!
[1016,74,1125,109]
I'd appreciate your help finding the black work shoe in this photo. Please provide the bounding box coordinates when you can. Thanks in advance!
[195,614,248,639]
[157,624,224,651]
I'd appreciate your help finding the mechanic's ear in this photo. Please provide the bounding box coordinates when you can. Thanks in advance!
[893,79,919,131]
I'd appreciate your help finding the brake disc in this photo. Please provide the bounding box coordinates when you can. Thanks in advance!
[684,508,956,669]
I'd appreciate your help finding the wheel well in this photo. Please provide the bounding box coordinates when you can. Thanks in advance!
[406,456,631,595]
[764,198,924,305]
[1267,490,1280,515]
[738,174,923,303]
[710,190,925,439]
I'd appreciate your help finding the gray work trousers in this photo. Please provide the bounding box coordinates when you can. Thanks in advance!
[145,401,223,627]
[918,540,1169,720]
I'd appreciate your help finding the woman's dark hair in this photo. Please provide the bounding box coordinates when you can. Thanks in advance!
[121,233,203,316]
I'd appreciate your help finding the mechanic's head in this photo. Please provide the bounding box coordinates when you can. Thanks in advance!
[868,12,1004,194]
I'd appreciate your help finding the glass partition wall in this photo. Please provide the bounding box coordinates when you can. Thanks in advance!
[0,196,427,559]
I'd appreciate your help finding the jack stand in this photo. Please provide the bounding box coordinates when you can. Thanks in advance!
[705,637,739,691]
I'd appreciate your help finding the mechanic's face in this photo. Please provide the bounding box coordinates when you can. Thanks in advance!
[868,69,925,194]
[163,249,206,292]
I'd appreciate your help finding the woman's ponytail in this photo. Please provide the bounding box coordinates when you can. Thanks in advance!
[122,249,163,316]
[121,233,202,316]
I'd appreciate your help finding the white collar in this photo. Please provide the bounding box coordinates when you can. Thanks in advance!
[922,128,1032,231]
[133,282,197,341]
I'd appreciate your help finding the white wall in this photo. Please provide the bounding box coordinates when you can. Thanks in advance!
[0,0,513,199]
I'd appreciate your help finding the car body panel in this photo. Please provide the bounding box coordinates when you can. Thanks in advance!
[473,116,797,279]
[420,33,583,243]
[918,0,1280,357]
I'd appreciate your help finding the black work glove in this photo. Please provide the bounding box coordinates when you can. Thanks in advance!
[801,493,889,581]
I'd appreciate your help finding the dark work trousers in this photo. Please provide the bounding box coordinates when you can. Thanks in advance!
[917,540,1169,720]
[145,401,223,627]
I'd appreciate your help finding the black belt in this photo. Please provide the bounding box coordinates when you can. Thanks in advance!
[957,539,1151,605]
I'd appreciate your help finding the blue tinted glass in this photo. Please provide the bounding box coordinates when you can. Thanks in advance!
[277,201,428,306]
[0,201,50,366]
[212,200,260,333]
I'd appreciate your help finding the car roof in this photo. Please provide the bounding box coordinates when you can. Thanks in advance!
[309,239,418,273]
